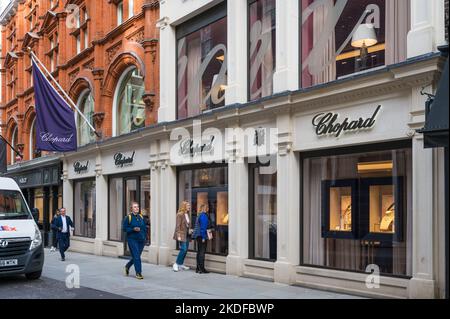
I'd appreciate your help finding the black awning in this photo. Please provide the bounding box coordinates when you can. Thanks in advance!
[420,51,449,148]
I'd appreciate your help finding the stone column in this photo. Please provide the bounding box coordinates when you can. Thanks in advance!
[226,126,249,276]
[273,0,300,93]
[407,86,438,298]
[274,110,299,284]
[62,160,74,220]
[407,0,446,58]
[156,16,176,122]
[148,140,160,264]
[225,0,248,105]
[94,156,107,256]
[157,138,177,266]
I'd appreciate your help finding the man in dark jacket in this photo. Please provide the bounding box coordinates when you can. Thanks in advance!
[51,207,74,261]
[122,202,148,280]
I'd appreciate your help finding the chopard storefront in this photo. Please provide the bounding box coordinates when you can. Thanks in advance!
[290,79,447,298]
[62,139,151,258]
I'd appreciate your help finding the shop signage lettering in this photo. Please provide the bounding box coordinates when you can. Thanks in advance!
[73,161,89,174]
[180,136,215,157]
[114,151,135,168]
[312,105,382,138]
[18,177,28,184]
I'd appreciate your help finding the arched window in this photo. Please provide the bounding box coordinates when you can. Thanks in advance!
[114,67,145,136]
[11,126,18,164]
[29,118,41,160]
[77,89,95,146]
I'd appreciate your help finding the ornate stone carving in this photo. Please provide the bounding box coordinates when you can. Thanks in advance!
[106,42,122,64]
[69,69,80,84]
[83,60,94,71]
[142,92,156,113]
[127,29,144,44]
[93,112,105,138]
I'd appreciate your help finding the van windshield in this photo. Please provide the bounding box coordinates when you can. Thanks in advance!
[0,190,31,220]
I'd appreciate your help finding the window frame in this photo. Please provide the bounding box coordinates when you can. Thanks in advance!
[248,160,278,262]
[175,1,228,120]
[72,177,97,239]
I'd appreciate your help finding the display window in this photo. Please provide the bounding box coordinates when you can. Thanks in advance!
[178,165,229,256]
[74,179,96,238]
[177,3,227,119]
[302,142,412,276]
[108,173,151,246]
[249,163,277,261]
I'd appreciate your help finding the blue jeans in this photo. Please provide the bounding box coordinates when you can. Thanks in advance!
[176,241,189,266]
[126,239,145,274]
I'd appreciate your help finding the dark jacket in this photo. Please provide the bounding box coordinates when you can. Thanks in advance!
[173,213,190,242]
[51,215,74,238]
[122,213,148,242]
[192,212,209,240]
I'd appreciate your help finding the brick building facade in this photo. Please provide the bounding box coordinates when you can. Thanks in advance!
[0,0,160,165]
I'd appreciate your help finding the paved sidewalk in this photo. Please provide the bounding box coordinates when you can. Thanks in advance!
[42,249,362,299]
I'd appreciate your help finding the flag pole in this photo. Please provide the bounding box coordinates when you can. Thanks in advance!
[27,48,100,138]
[0,134,23,159]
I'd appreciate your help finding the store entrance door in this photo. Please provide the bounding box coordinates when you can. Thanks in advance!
[123,177,139,256]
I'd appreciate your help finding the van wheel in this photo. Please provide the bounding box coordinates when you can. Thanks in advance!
[25,270,42,280]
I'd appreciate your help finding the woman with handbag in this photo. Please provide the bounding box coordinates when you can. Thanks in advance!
[192,203,211,274]
[172,201,191,272]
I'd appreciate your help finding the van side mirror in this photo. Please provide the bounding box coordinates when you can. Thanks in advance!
[31,208,39,222]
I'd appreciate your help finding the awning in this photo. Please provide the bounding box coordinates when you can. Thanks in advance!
[419,46,449,148]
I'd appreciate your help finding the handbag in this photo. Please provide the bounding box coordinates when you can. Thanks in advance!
[207,229,213,241]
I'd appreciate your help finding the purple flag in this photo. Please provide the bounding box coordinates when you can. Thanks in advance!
[32,60,77,152]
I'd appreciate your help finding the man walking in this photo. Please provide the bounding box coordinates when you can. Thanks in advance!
[51,207,74,261]
[122,202,148,280]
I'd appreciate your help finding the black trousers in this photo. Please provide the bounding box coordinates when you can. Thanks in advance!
[52,230,58,248]
[58,233,70,259]
[196,238,207,270]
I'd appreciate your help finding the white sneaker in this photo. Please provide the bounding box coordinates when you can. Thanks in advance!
[180,265,190,271]
[172,263,179,272]
[50,247,55,252]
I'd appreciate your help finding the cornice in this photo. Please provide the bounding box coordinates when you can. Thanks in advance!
[92,13,144,46]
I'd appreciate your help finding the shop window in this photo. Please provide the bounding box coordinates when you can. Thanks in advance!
[77,90,95,146]
[250,163,277,261]
[114,67,145,136]
[109,174,151,245]
[249,0,276,101]
[74,179,96,238]
[177,3,227,119]
[301,0,410,88]
[178,166,229,256]
[302,144,412,277]
[29,118,41,159]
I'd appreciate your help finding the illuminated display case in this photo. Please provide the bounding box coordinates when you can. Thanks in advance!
[321,177,404,241]
[321,179,358,239]
[360,177,404,241]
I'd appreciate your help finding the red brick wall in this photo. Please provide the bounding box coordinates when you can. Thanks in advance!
[0,0,160,164]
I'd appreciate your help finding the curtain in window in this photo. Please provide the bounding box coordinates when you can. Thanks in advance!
[187,37,202,117]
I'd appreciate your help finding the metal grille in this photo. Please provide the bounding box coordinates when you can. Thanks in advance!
[0,238,31,258]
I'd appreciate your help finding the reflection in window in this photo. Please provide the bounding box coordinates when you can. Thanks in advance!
[178,166,229,255]
[74,180,96,238]
[249,0,276,101]
[77,90,95,146]
[177,17,227,119]
[252,165,277,261]
[116,67,145,136]
[301,0,409,88]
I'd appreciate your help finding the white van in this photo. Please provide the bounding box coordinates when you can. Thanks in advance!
[0,177,44,280]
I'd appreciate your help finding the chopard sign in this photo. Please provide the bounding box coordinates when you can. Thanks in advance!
[73,161,89,174]
[114,152,135,168]
[179,136,215,157]
[312,105,382,138]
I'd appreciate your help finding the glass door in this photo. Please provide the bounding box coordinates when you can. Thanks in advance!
[123,178,138,256]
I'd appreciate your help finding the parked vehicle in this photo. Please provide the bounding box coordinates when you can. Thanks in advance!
[0,177,44,280]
